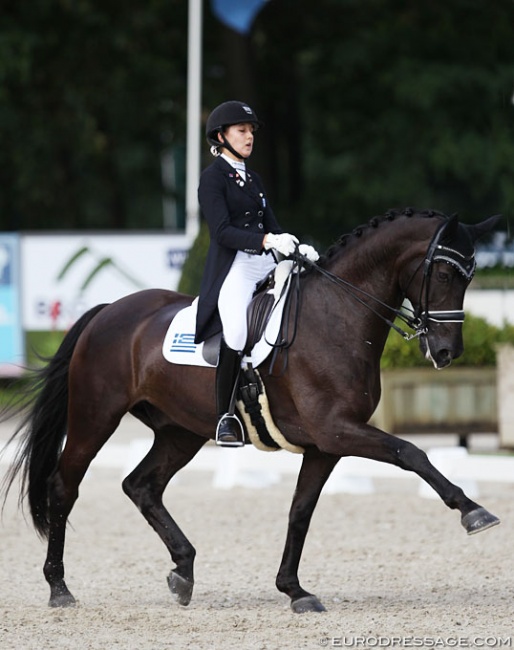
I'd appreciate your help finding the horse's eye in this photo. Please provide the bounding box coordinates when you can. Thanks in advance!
[437,270,450,283]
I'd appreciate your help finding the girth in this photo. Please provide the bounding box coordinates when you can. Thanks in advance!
[238,365,280,450]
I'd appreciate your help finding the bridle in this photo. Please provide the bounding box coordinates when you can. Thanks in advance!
[412,218,476,336]
[294,218,476,342]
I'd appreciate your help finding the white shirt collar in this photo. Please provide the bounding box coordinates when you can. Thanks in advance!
[221,153,246,179]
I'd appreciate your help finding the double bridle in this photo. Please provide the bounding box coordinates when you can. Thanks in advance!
[414,218,476,335]
[295,218,476,342]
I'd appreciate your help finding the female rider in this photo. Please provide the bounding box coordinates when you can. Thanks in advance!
[195,101,318,446]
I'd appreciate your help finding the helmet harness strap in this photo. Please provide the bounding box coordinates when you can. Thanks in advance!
[219,132,245,160]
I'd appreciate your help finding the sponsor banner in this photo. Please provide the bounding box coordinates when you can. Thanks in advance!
[0,233,24,373]
[21,233,192,331]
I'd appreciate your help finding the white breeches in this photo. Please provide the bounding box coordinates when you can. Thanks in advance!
[218,251,277,350]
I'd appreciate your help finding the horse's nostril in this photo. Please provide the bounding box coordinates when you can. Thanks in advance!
[436,349,452,368]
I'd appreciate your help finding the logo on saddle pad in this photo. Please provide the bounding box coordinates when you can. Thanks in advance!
[162,260,296,368]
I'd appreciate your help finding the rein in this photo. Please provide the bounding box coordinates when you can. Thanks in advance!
[290,218,476,343]
[301,257,424,341]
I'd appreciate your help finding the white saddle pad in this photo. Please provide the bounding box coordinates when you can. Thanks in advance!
[162,260,295,368]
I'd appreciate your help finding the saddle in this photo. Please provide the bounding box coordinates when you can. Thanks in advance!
[162,260,296,369]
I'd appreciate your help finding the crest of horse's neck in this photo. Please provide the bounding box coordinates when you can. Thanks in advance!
[324,216,438,326]
[330,216,437,283]
[328,227,399,288]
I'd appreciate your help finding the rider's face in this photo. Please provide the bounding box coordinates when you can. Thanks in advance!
[219,123,255,159]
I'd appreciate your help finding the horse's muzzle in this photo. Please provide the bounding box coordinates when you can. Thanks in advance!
[419,326,464,369]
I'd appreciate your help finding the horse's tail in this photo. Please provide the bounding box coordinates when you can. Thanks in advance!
[1,303,109,538]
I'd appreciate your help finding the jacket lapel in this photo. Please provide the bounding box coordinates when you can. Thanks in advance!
[217,157,262,206]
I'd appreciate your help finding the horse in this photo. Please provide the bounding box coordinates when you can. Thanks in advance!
[1,208,501,614]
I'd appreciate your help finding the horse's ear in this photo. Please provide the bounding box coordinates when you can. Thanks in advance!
[467,214,502,243]
[441,212,459,241]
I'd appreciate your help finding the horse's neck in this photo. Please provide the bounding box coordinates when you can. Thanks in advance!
[327,235,402,309]
[317,217,435,342]
[326,216,435,297]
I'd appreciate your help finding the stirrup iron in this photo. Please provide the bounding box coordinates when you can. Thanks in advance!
[215,413,245,447]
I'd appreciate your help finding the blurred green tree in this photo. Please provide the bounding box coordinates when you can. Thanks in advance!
[0,0,513,248]
[0,0,188,230]
[254,0,514,244]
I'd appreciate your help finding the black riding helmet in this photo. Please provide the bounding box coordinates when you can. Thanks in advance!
[206,101,262,158]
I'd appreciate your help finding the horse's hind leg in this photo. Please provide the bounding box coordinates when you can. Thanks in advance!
[44,415,123,607]
[121,426,206,606]
[44,467,81,607]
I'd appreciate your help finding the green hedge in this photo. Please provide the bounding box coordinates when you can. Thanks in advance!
[25,330,66,366]
[178,220,209,296]
[471,267,514,290]
[381,314,514,368]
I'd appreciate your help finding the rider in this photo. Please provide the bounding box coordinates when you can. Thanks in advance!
[194,100,319,447]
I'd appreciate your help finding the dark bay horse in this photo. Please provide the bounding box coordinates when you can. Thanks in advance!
[1,208,501,613]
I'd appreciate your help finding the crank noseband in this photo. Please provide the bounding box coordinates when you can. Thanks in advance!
[419,309,465,324]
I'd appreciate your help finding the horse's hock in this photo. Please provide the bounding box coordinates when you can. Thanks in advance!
[371,366,499,447]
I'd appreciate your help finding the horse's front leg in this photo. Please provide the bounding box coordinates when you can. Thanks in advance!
[396,434,500,534]
[276,446,340,613]
[323,422,500,535]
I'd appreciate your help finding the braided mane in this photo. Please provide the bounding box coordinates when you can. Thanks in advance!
[321,207,449,264]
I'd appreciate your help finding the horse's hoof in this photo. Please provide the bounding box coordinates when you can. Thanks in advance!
[291,595,327,613]
[167,570,194,606]
[461,507,500,535]
[49,593,76,608]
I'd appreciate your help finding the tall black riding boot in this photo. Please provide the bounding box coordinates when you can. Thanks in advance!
[215,341,244,447]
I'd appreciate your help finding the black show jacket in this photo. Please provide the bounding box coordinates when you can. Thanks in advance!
[194,156,282,343]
